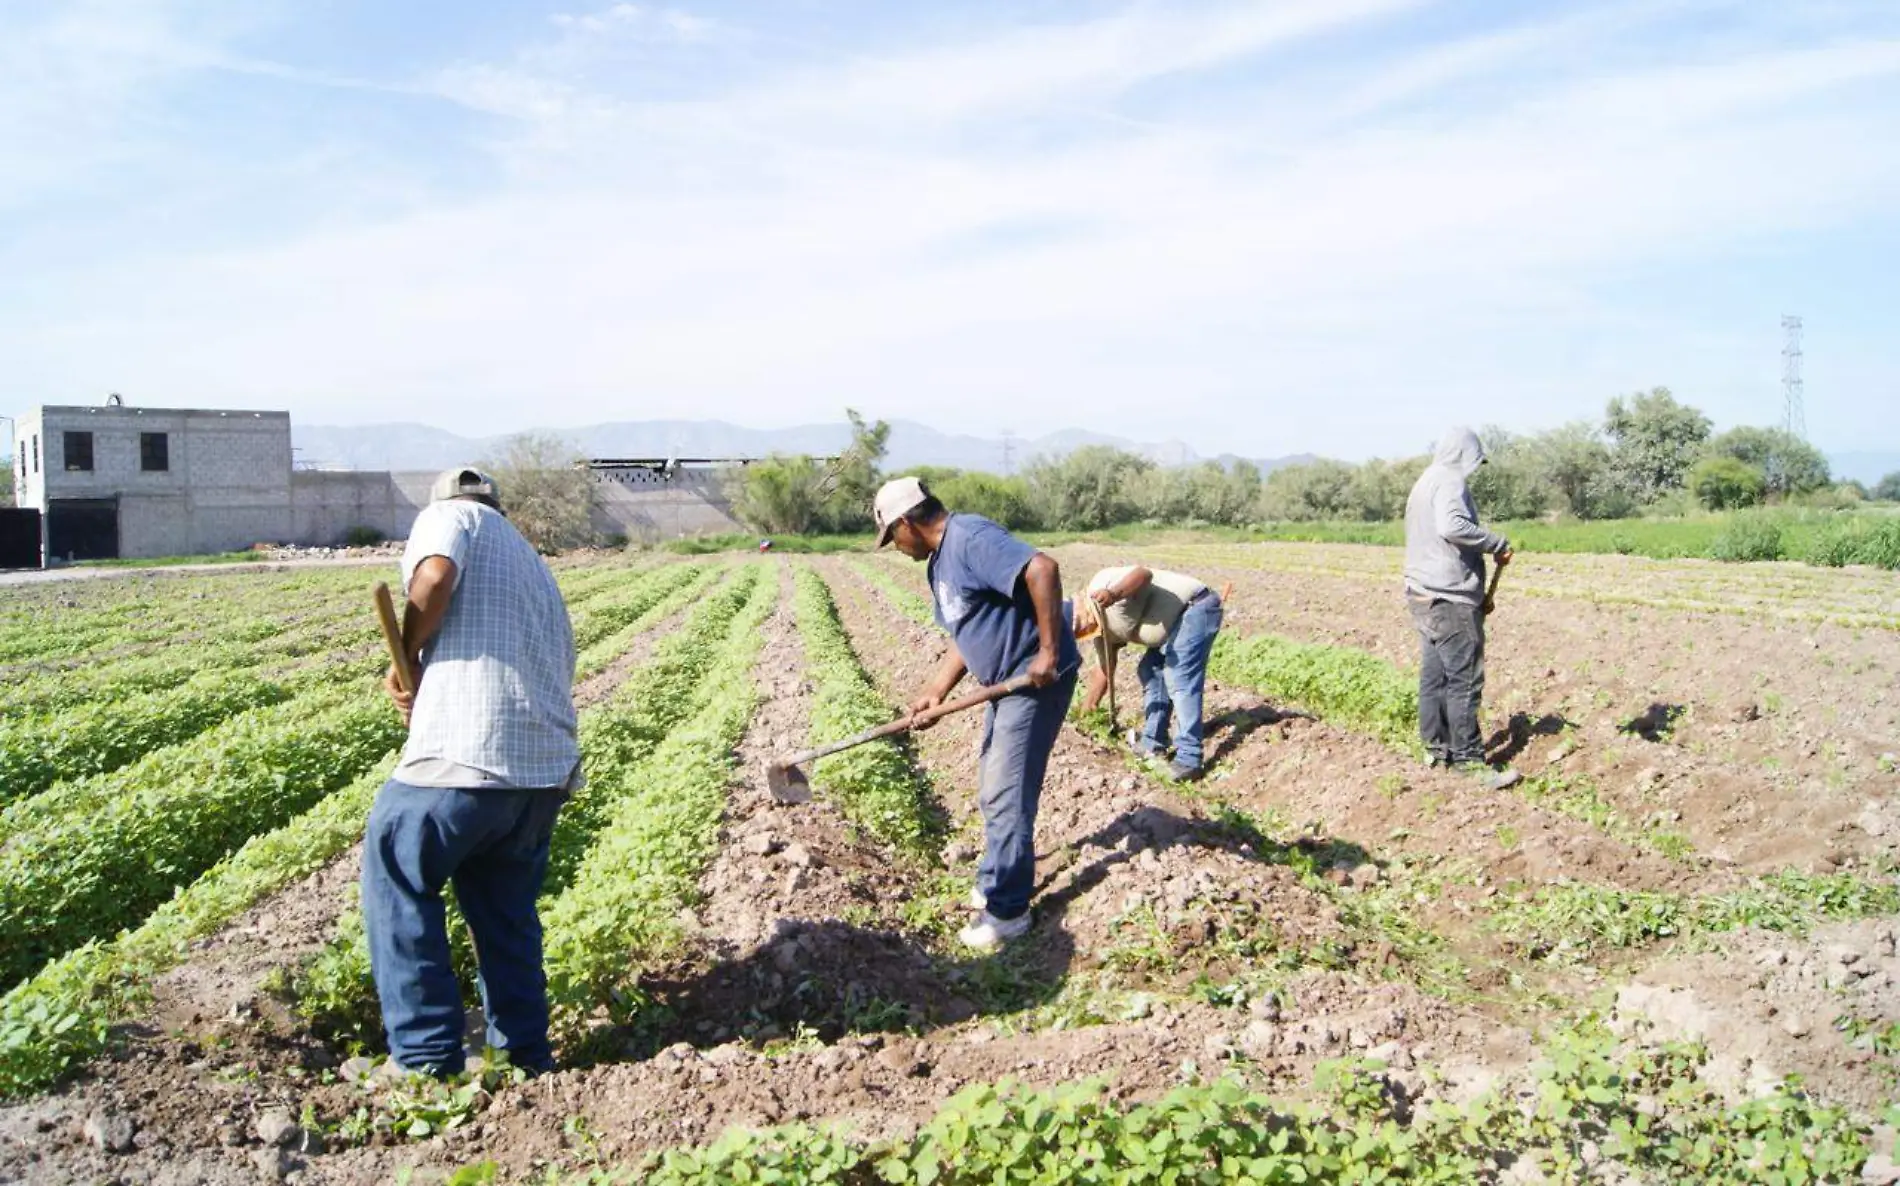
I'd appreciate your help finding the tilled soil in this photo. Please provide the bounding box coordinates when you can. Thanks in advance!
[3,548,1897,1185]
[1047,543,1900,874]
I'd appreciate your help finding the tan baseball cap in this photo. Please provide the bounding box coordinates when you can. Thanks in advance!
[872,476,930,547]
[430,466,503,507]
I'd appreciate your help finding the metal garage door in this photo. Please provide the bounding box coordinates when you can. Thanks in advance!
[0,509,40,569]
[46,499,119,562]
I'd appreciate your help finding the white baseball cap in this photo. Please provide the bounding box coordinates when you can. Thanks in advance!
[872,476,931,548]
[430,467,503,507]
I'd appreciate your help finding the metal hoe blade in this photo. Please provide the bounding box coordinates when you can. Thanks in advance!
[764,760,812,804]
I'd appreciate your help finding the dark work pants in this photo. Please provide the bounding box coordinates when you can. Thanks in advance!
[1410,599,1486,765]
[974,671,1078,922]
[362,779,568,1075]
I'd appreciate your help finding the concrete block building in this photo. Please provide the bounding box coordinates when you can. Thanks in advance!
[7,400,754,563]
[12,402,295,561]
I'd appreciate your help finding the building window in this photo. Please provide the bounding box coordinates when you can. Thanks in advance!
[141,432,169,472]
[65,431,94,472]
[30,435,37,475]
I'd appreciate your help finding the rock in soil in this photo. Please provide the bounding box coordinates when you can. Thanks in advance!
[83,1109,138,1154]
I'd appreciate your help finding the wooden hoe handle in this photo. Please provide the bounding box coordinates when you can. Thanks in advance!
[777,674,1035,769]
[374,582,416,695]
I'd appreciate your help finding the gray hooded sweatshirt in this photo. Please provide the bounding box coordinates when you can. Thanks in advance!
[1403,427,1509,605]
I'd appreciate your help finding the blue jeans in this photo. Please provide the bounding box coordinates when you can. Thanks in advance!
[1136,593,1223,770]
[975,670,1078,922]
[1410,599,1486,764]
[361,779,568,1075]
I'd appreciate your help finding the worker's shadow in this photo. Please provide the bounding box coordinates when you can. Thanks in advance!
[1484,712,1575,764]
[601,916,1079,1065]
[603,804,1372,1067]
[1202,702,1309,766]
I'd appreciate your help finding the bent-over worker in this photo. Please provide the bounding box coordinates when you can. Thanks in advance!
[368,467,581,1078]
[1075,565,1224,781]
[874,476,1079,952]
[1402,428,1512,776]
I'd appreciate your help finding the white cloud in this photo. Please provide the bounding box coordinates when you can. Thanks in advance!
[4,1,1898,457]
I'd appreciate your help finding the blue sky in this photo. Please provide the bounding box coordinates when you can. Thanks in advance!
[2,0,1897,461]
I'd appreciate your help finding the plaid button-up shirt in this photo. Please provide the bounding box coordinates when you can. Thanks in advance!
[394,500,580,789]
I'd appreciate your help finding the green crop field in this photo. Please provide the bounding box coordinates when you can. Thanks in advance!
[1,544,1895,1184]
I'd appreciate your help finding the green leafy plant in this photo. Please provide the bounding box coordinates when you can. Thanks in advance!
[791,568,945,861]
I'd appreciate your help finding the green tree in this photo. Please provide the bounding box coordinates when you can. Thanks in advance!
[481,432,599,552]
[1145,460,1260,526]
[815,408,891,533]
[1342,456,1423,522]
[1023,446,1153,530]
[1688,455,1766,510]
[0,457,13,505]
[1468,429,1553,521]
[1705,426,1829,498]
[730,454,823,535]
[935,471,1037,529]
[1875,472,1900,502]
[1529,422,1614,518]
[1257,459,1357,521]
[1604,387,1712,505]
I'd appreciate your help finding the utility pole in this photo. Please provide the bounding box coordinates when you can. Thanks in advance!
[1782,315,1805,440]
[1000,430,1015,477]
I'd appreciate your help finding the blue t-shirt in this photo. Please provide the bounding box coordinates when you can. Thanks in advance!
[928,514,1080,685]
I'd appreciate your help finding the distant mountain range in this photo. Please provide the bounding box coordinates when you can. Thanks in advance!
[292,418,1316,476]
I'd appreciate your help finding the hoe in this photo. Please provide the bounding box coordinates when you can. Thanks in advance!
[764,673,1038,804]
[373,582,416,694]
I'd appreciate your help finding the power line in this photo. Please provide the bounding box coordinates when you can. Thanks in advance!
[1782,314,1805,440]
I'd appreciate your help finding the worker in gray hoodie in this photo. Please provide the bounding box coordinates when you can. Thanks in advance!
[1403,427,1512,773]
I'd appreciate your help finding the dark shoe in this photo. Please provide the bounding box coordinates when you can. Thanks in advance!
[1425,752,1451,769]
[1164,761,1203,783]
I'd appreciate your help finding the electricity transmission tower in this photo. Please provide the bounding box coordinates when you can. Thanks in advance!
[1782,315,1805,440]
[1000,430,1016,477]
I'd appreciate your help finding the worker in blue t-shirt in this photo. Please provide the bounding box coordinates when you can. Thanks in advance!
[872,476,1079,951]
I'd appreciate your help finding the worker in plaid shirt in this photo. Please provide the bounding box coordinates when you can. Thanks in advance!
[366,467,581,1078]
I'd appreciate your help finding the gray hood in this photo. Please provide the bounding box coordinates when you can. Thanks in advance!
[1432,427,1486,478]
[1404,425,1508,604]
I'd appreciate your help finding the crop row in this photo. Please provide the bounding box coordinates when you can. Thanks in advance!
[612,1022,1886,1184]
[0,670,298,804]
[0,754,400,1097]
[292,565,771,1043]
[568,562,707,654]
[847,558,937,627]
[794,568,943,861]
[0,681,407,989]
[0,567,379,666]
[573,563,727,677]
[0,554,635,683]
[1207,631,1418,750]
[541,568,778,1031]
[1488,869,1900,960]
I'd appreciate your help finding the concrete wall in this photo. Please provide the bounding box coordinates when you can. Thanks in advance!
[588,466,742,544]
[291,471,427,545]
[351,467,742,545]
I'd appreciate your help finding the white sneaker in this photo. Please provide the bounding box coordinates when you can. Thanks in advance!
[968,885,987,911]
[958,910,1031,951]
